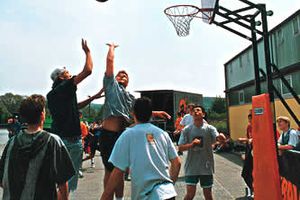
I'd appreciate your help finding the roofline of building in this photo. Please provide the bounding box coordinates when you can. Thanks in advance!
[224,9,300,67]
[224,62,300,92]
[135,89,203,96]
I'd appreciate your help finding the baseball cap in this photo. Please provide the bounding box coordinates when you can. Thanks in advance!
[50,68,66,81]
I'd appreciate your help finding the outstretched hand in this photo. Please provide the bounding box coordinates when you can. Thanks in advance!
[106,43,119,49]
[217,133,227,143]
[82,39,90,54]
[93,88,105,99]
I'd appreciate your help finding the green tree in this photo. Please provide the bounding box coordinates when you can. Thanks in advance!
[211,96,226,114]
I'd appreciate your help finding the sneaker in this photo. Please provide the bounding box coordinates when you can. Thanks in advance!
[125,172,131,181]
[91,158,95,168]
[79,170,84,178]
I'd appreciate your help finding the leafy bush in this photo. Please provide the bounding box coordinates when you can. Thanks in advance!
[210,120,228,134]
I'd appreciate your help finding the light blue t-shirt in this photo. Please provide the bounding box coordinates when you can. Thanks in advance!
[109,123,178,200]
[179,123,219,176]
[102,74,135,120]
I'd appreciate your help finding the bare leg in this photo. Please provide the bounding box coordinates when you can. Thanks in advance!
[203,188,213,200]
[104,169,111,188]
[103,169,114,200]
[184,185,196,200]
[114,178,124,198]
[103,168,124,199]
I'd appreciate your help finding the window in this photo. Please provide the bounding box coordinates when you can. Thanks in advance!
[239,90,245,104]
[280,75,293,95]
[228,64,233,74]
[277,29,284,45]
[293,18,299,35]
[239,57,243,68]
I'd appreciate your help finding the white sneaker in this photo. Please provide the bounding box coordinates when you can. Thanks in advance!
[91,158,95,168]
[79,170,84,178]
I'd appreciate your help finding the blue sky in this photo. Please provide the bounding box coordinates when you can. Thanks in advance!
[0,0,299,104]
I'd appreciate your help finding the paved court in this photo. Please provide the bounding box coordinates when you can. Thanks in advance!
[73,151,247,200]
[0,140,248,199]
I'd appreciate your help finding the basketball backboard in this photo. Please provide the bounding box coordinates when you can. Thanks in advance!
[201,0,218,23]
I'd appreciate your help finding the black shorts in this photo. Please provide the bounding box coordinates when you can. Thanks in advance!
[98,128,123,172]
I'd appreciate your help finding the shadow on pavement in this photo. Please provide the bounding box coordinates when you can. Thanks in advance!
[235,197,248,200]
[215,152,244,167]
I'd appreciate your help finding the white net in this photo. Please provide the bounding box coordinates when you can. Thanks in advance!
[164,5,200,37]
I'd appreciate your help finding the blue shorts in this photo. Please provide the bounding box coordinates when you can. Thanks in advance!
[185,175,213,188]
[62,138,83,192]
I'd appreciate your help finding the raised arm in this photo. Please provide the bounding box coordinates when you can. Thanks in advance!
[74,39,93,85]
[106,43,119,77]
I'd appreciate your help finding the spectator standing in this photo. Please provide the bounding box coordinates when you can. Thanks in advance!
[0,95,75,200]
[277,116,299,152]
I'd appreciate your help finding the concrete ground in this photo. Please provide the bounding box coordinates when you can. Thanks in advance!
[0,137,248,199]
[73,151,248,200]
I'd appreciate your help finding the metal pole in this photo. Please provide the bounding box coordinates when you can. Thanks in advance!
[88,95,91,119]
[260,4,275,105]
[260,4,279,159]
[251,19,261,95]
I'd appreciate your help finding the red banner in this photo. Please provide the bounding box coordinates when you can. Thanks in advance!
[252,94,282,200]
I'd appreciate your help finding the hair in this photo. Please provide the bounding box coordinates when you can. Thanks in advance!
[133,97,152,123]
[19,94,46,125]
[177,112,181,117]
[116,70,129,78]
[187,103,195,108]
[192,104,206,113]
[192,105,208,121]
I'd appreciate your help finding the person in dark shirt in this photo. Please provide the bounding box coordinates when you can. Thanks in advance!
[47,39,104,193]
[0,94,75,200]
[7,116,22,138]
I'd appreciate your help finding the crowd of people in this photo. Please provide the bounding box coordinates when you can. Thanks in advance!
[0,39,299,200]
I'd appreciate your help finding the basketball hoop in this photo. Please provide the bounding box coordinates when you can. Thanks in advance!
[164,5,214,37]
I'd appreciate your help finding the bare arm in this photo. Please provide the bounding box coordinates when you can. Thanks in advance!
[169,157,181,183]
[216,133,226,143]
[178,138,201,152]
[105,43,118,77]
[100,168,124,200]
[278,144,294,150]
[77,88,105,109]
[74,39,93,85]
[57,182,69,200]
[152,111,171,120]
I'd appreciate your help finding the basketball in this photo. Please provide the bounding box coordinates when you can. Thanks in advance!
[96,0,108,2]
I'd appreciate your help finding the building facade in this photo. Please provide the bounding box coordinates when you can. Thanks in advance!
[224,10,300,140]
